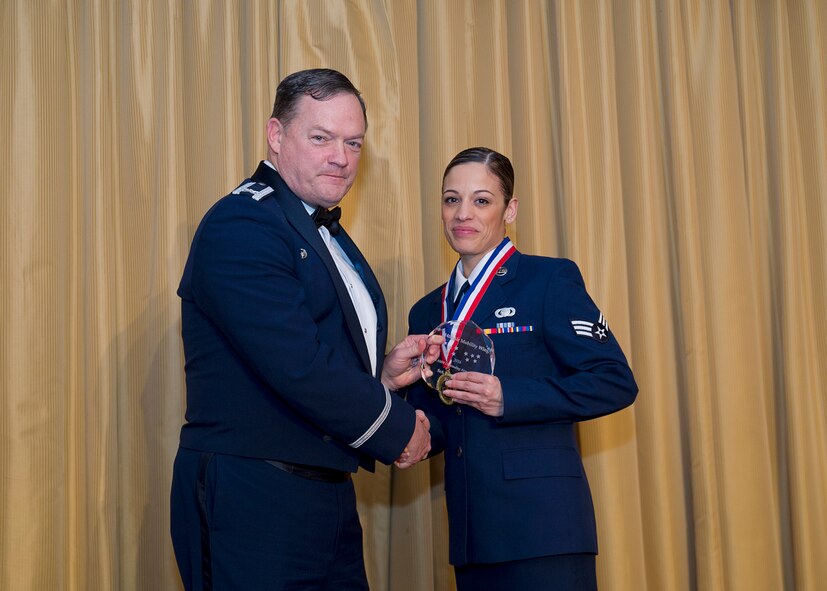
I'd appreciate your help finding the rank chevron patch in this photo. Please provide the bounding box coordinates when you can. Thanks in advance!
[570,312,610,343]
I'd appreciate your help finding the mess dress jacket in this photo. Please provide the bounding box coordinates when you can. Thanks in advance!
[406,251,638,566]
[177,162,416,472]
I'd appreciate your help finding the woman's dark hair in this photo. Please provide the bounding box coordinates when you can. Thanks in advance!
[442,147,514,202]
[272,68,367,128]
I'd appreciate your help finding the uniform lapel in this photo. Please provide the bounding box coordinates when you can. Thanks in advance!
[471,250,521,327]
[335,229,388,376]
[251,162,374,374]
[428,288,445,327]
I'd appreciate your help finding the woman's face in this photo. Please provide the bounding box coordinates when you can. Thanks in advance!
[441,162,518,273]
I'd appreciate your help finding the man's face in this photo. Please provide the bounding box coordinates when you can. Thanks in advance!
[267,93,366,209]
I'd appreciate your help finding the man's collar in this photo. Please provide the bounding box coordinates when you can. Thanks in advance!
[258,160,316,215]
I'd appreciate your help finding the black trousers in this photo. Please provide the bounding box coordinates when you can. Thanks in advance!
[454,553,597,591]
[170,448,367,591]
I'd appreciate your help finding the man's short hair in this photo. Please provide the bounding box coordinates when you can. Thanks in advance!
[271,68,367,128]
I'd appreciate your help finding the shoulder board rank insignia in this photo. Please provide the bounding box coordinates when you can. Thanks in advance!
[570,312,610,343]
[232,181,274,201]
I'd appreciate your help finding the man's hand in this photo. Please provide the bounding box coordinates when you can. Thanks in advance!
[394,410,431,469]
[381,333,443,391]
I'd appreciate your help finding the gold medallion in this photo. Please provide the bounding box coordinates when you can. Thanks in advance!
[436,370,454,405]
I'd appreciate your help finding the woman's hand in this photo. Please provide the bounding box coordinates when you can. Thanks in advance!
[442,372,504,417]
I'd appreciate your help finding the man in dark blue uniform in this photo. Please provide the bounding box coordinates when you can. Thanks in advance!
[170,68,433,590]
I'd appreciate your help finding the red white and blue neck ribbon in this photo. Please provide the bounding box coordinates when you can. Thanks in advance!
[439,238,515,368]
[441,237,516,324]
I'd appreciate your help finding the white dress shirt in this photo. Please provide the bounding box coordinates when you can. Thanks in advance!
[302,202,378,375]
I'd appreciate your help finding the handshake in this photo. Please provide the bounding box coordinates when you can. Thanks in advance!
[380,332,443,470]
[395,410,431,469]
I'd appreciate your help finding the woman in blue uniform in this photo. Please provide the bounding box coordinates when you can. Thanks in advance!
[406,147,638,590]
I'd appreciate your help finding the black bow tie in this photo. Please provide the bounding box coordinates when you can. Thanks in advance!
[312,206,341,236]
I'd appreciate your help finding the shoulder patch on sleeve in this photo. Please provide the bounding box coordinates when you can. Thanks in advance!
[570,312,610,343]
[232,181,274,201]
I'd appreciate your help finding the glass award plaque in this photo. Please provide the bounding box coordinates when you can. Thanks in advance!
[420,320,495,405]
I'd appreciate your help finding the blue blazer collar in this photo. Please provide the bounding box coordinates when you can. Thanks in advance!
[432,250,522,328]
[250,162,386,376]
[471,250,520,326]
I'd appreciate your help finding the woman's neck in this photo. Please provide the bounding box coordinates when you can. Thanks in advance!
[459,255,483,278]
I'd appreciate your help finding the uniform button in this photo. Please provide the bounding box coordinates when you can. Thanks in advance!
[456,446,463,458]
[455,406,462,416]
[323,435,332,442]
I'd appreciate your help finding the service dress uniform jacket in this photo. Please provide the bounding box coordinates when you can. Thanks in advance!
[406,250,638,568]
[177,160,416,472]
[172,161,420,589]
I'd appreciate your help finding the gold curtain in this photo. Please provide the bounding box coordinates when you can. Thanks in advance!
[1,1,825,590]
